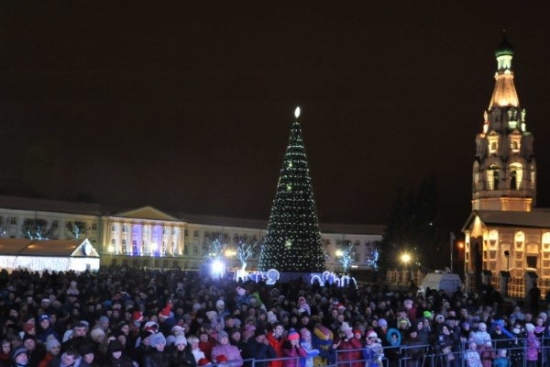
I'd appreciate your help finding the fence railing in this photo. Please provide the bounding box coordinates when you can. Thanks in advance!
[387,268,550,300]
[233,337,545,367]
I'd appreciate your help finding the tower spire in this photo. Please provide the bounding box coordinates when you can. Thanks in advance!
[472,35,536,212]
[488,31,519,109]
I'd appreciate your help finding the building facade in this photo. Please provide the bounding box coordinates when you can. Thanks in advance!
[0,195,383,273]
[463,37,550,284]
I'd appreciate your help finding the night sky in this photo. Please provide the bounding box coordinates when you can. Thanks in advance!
[1,1,550,233]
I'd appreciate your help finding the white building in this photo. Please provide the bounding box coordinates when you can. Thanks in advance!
[0,195,383,272]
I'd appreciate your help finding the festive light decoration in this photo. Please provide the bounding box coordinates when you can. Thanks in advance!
[1,256,99,273]
[258,107,325,272]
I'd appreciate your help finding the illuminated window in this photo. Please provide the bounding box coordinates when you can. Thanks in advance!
[10,217,17,225]
[91,223,97,231]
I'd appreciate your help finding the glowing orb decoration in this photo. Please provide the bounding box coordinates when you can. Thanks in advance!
[266,269,280,285]
[295,106,301,119]
[211,259,225,277]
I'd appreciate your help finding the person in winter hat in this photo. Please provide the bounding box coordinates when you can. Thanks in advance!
[311,325,336,366]
[144,333,170,367]
[211,331,243,367]
[107,339,133,367]
[167,334,196,367]
[37,337,61,367]
[363,330,384,367]
[188,335,206,364]
[11,346,29,367]
[337,322,362,367]
[282,329,307,367]
[240,327,277,367]
[298,328,319,367]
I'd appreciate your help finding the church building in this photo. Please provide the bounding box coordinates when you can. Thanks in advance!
[463,36,550,288]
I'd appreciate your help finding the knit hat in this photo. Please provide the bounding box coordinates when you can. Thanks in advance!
[366,330,378,339]
[23,322,35,333]
[287,329,299,341]
[267,311,278,324]
[151,333,167,348]
[216,299,225,308]
[300,328,310,339]
[175,335,187,346]
[132,311,144,322]
[378,319,388,327]
[90,328,106,342]
[166,335,176,346]
[12,346,27,360]
[39,314,50,322]
[171,325,185,334]
[423,311,433,319]
[108,340,124,353]
[98,316,110,324]
[46,338,61,352]
[526,323,535,333]
[313,325,333,341]
[159,304,172,321]
[254,327,266,337]
[340,322,352,332]
[217,331,229,342]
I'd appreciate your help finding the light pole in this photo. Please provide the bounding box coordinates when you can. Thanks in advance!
[108,245,114,265]
[400,253,412,286]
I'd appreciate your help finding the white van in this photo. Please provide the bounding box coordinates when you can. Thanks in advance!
[419,272,462,297]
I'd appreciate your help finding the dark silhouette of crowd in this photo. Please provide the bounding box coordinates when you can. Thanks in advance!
[0,266,548,367]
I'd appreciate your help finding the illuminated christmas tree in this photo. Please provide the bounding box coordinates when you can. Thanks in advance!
[259,107,325,273]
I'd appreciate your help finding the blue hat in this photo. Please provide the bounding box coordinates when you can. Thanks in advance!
[12,346,27,360]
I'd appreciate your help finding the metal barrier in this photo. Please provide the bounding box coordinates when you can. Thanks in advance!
[229,337,550,367]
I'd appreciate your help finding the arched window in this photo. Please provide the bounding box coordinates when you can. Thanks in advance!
[509,163,523,190]
[488,165,500,190]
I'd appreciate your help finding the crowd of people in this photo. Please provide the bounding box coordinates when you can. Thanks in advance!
[0,266,548,367]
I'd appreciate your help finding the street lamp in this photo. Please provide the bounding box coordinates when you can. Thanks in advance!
[400,253,411,270]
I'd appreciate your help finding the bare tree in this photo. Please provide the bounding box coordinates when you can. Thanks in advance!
[236,241,258,271]
[338,241,355,274]
[208,237,227,260]
[66,221,89,239]
[22,218,57,240]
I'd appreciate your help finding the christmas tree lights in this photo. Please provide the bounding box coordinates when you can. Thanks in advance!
[258,107,325,272]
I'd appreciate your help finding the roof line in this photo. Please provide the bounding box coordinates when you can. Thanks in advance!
[16,239,37,256]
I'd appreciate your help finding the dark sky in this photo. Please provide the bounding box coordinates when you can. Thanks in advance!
[1,1,550,233]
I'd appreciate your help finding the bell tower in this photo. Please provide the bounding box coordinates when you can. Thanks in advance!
[472,34,536,212]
